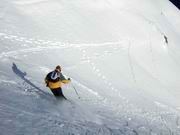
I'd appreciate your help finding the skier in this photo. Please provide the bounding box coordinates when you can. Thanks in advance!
[45,65,71,100]
[164,35,168,44]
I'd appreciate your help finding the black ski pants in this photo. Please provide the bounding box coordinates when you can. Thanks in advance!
[50,87,67,100]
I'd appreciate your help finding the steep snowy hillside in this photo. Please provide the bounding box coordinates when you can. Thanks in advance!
[0,0,180,134]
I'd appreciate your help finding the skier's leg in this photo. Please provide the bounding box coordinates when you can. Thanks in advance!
[51,88,66,100]
[50,88,59,97]
[58,88,67,100]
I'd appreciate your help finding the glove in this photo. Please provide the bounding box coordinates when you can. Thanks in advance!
[45,80,49,87]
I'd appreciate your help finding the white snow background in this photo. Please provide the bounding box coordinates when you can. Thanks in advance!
[0,0,180,134]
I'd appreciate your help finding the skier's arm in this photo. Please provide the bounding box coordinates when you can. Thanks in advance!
[45,78,48,87]
[45,77,48,83]
[60,73,71,84]
[45,73,50,86]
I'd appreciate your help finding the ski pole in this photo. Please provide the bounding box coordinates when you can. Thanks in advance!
[71,83,80,99]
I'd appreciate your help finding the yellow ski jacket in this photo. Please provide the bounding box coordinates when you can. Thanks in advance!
[45,71,70,89]
[47,80,70,89]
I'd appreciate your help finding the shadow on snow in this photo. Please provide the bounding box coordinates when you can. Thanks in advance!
[12,62,53,100]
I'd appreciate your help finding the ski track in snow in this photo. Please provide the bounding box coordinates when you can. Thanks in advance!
[1,32,180,134]
[0,32,148,59]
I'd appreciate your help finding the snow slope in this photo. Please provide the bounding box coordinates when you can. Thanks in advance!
[0,0,180,134]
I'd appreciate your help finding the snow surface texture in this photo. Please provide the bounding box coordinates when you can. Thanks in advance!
[0,0,180,134]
